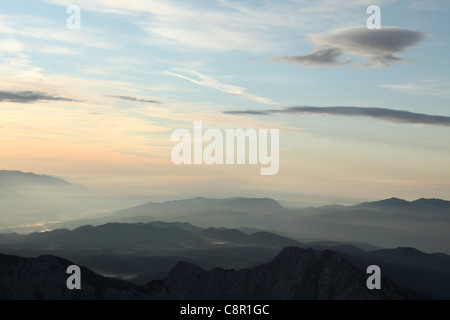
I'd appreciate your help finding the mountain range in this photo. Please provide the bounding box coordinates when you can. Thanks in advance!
[1,221,449,298]
[0,171,449,299]
[0,247,406,300]
[0,170,94,229]
[1,171,449,254]
[0,221,303,285]
[48,196,449,254]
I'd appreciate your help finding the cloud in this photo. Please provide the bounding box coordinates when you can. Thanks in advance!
[44,0,398,53]
[106,95,161,104]
[274,48,351,66]
[225,106,450,127]
[0,14,117,50]
[382,82,450,98]
[274,27,429,68]
[164,69,279,105]
[0,91,76,103]
[0,39,25,53]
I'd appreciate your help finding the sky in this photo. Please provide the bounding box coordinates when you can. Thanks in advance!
[0,0,449,205]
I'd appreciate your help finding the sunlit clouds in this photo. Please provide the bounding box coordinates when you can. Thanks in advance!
[0,0,449,204]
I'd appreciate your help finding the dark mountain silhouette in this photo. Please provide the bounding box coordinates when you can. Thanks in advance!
[147,247,405,300]
[1,220,449,298]
[368,247,450,274]
[147,221,203,232]
[0,248,407,300]
[305,245,450,299]
[0,222,301,283]
[339,252,450,299]
[1,222,300,254]
[309,245,450,275]
[0,253,141,300]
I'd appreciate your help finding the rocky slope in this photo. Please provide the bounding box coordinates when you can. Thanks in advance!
[147,247,405,300]
[0,254,144,300]
[0,247,406,300]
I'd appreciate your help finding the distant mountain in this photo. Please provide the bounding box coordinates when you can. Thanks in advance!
[354,197,450,219]
[0,222,300,254]
[147,221,203,232]
[1,169,448,253]
[35,198,294,240]
[0,248,407,300]
[357,197,450,210]
[357,197,413,208]
[0,170,74,188]
[0,170,95,229]
[0,222,301,282]
[368,247,450,274]
[110,197,291,229]
[106,197,450,253]
[6,185,447,253]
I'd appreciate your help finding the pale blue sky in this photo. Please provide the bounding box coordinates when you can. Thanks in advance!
[1,0,449,204]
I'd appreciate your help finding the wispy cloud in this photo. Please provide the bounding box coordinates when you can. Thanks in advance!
[274,27,429,68]
[225,106,450,127]
[164,69,279,105]
[382,81,450,98]
[0,13,117,50]
[106,95,161,104]
[0,91,76,103]
[0,39,25,53]
[44,0,397,53]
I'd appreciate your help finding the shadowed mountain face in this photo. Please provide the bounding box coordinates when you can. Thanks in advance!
[0,248,406,300]
[0,171,448,299]
[148,247,405,300]
[0,254,141,300]
[1,221,449,298]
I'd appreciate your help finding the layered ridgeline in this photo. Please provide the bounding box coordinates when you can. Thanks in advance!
[1,171,449,298]
[0,247,406,300]
[52,196,450,254]
[1,171,449,254]
[0,222,303,284]
[1,222,449,298]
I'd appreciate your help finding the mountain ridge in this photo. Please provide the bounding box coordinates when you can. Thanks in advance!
[146,247,405,300]
[0,247,407,300]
